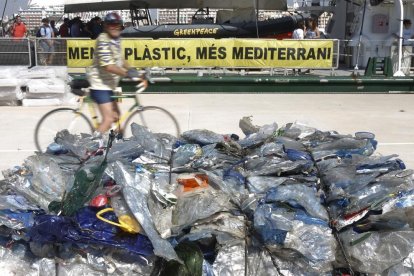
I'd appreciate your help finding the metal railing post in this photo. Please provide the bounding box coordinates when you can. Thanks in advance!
[394,0,405,76]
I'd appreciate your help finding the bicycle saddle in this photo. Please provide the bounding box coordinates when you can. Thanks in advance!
[70,79,90,96]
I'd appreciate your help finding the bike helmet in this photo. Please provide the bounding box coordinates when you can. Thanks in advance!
[104,12,123,25]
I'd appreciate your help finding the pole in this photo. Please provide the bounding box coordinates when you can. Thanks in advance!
[394,0,405,76]
[354,0,367,74]
[1,0,8,37]
[177,8,179,24]
[253,0,259,38]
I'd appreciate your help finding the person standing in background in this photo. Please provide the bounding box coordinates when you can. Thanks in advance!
[292,21,306,74]
[50,20,59,37]
[59,18,70,37]
[305,18,320,39]
[90,17,103,39]
[10,15,27,38]
[39,18,55,65]
[70,17,81,37]
[394,19,414,69]
[399,19,414,46]
[292,21,306,39]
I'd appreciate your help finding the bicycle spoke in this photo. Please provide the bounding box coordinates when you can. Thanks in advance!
[35,108,93,152]
[123,106,180,139]
[138,112,148,129]
[42,127,60,136]
[67,117,88,132]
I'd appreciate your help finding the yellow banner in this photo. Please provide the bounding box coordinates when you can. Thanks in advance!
[67,40,95,67]
[67,39,334,68]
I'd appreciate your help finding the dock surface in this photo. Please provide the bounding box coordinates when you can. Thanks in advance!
[1,93,413,177]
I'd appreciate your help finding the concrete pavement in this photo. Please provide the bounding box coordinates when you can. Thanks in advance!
[1,93,413,178]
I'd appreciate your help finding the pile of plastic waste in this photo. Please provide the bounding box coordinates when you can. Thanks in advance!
[1,117,413,275]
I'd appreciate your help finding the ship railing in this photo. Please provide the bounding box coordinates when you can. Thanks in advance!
[3,37,410,75]
[34,38,91,67]
[0,38,31,66]
[292,0,335,8]
[337,38,413,75]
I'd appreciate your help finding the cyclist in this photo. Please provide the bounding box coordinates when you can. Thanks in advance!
[86,12,141,135]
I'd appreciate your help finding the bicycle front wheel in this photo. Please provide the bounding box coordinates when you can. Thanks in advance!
[123,106,180,138]
[34,108,94,152]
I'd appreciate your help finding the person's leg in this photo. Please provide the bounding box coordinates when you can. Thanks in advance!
[111,102,121,132]
[39,41,48,65]
[96,102,116,133]
[90,89,116,133]
[47,44,55,65]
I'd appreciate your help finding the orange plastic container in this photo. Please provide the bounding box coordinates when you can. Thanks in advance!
[177,174,209,192]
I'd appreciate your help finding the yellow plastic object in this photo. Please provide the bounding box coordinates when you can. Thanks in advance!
[96,208,141,234]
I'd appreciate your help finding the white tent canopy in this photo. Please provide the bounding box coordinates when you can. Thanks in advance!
[64,0,287,13]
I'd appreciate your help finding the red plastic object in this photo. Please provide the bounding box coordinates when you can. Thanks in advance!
[90,194,108,207]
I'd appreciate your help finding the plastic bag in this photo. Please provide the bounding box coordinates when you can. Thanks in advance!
[247,176,316,194]
[28,208,154,256]
[192,144,241,171]
[25,154,69,202]
[239,116,260,136]
[107,139,144,163]
[0,195,40,211]
[181,129,225,145]
[254,203,335,272]
[245,156,312,176]
[131,123,170,160]
[238,123,278,149]
[55,130,100,159]
[172,187,232,232]
[246,245,281,276]
[213,241,245,276]
[110,161,180,262]
[0,243,49,276]
[265,184,329,221]
[200,169,246,207]
[173,144,203,168]
[383,250,414,276]
[279,122,317,140]
[250,142,285,158]
[0,209,34,229]
[283,220,336,271]
[188,212,246,240]
[340,228,414,273]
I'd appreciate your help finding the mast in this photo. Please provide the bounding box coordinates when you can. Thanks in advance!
[1,0,8,37]
[394,0,405,76]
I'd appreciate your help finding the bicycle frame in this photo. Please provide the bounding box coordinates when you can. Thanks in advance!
[77,89,144,132]
[34,77,180,152]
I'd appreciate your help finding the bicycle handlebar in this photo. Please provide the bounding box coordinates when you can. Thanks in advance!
[70,68,153,96]
[124,69,153,94]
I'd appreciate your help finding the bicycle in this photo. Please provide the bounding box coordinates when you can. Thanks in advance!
[34,73,180,152]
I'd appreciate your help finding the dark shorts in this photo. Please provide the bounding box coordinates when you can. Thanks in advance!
[90,89,114,104]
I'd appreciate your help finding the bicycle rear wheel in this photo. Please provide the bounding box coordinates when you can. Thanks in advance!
[34,108,94,152]
[123,106,180,138]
